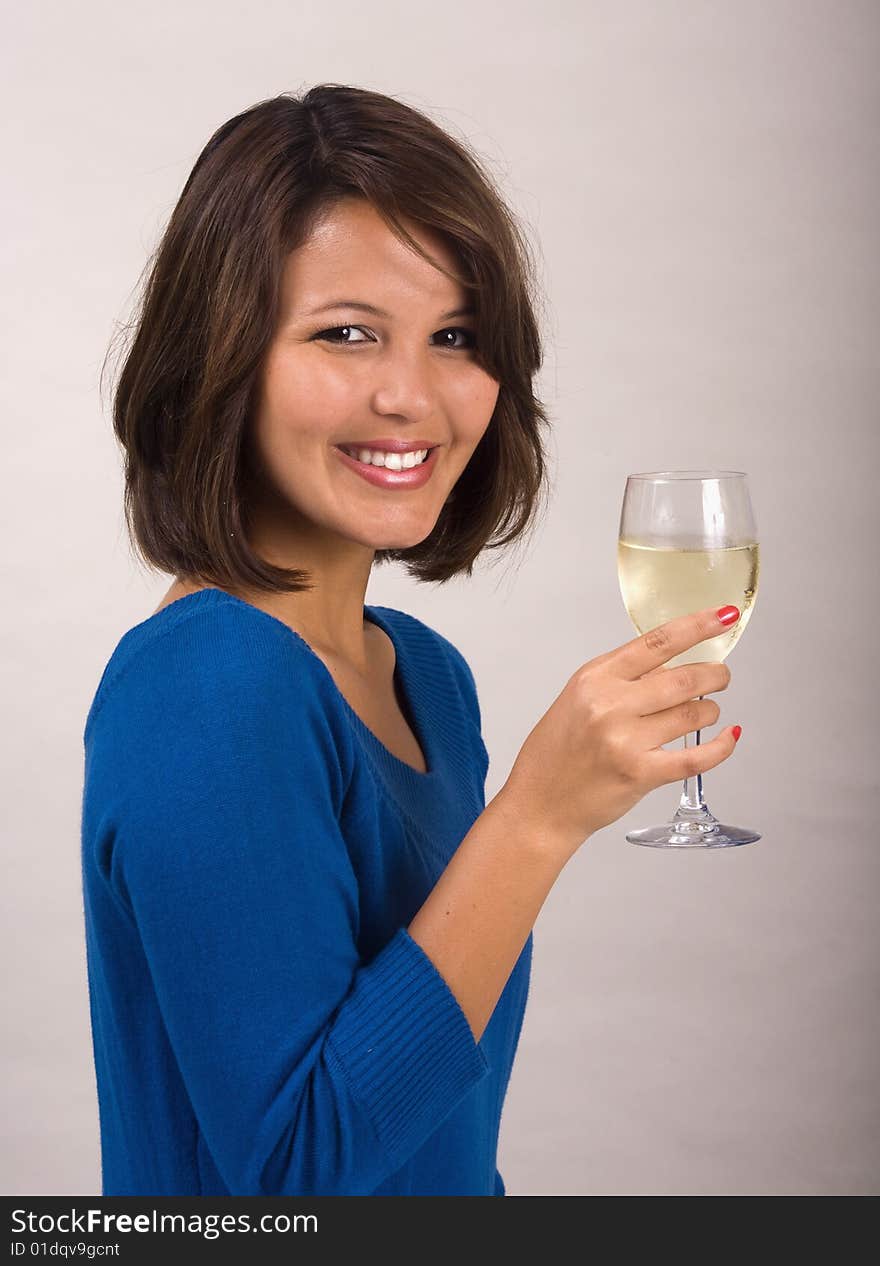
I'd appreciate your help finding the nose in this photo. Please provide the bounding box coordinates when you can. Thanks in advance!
[369,343,435,421]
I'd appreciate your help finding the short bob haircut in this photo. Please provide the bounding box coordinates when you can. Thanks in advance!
[105,84,552,593]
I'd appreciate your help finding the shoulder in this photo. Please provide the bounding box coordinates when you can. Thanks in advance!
[85,591,350,751]
[84,592,358,849]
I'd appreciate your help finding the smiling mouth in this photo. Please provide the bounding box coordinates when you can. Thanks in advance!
[334,444,440,486]
[336,445,435,469]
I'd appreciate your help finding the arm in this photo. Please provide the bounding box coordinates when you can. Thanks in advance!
[408,631,566,1043]
[105,608,493,1197]
[408,788,565,1045]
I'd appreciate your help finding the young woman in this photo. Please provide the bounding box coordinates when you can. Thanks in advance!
[81,84,740,1197]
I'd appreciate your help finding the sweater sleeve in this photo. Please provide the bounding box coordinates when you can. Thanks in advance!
[106,606,490,1195]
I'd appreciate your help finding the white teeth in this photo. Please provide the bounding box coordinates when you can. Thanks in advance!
[345,447,429,469]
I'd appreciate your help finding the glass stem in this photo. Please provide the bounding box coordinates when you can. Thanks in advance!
[677,694,711,819]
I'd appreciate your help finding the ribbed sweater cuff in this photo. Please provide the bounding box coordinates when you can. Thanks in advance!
[325,926,490,1166]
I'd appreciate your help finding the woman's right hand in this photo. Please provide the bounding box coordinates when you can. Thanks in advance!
[497,606,740,861]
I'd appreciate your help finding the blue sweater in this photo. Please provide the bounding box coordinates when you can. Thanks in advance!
[80,588,532,1196]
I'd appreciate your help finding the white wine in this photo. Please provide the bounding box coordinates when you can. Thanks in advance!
[617,540,759,670]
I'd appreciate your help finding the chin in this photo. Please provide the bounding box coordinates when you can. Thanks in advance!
[369,533,433,552]
[341,513,439,552]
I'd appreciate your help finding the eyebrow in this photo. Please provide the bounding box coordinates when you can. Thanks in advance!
[303,300,475,321]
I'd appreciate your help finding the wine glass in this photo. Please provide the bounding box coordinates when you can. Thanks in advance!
[617,470,761,848]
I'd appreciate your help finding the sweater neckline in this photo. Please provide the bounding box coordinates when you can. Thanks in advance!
[357,604,435,781]
[143,588,437,783]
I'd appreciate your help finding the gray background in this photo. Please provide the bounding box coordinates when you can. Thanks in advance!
[3,0,878,1195]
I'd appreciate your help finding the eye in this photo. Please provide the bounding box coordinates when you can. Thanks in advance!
[435,328,477,350]
[313,325,372,345]
[312,325,477,349]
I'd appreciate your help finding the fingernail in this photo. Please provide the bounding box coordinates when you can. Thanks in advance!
[732,725,742,742]
[717,605,740,625]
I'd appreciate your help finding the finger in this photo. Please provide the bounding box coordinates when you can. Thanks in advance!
[639,663,677,680]
[644,724,739,784]
[643,696,721,748]
[639,658,723,680]
[635,661,731,713]
[614,606,739,681]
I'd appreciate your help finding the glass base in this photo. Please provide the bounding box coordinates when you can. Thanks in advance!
[626,805,761,849]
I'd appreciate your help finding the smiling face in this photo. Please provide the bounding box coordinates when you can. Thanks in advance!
[242,197,501,558]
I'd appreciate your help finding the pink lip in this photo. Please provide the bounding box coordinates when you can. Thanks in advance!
[334,444,439,489]
[338,438,438,453]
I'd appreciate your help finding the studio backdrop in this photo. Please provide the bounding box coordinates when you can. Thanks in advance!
[2,0,878,1196]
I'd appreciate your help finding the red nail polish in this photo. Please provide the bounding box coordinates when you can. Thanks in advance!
[717,606,740,626]
[732,725,742,742]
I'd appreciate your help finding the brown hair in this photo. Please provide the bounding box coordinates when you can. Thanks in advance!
[103,84,552,592]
